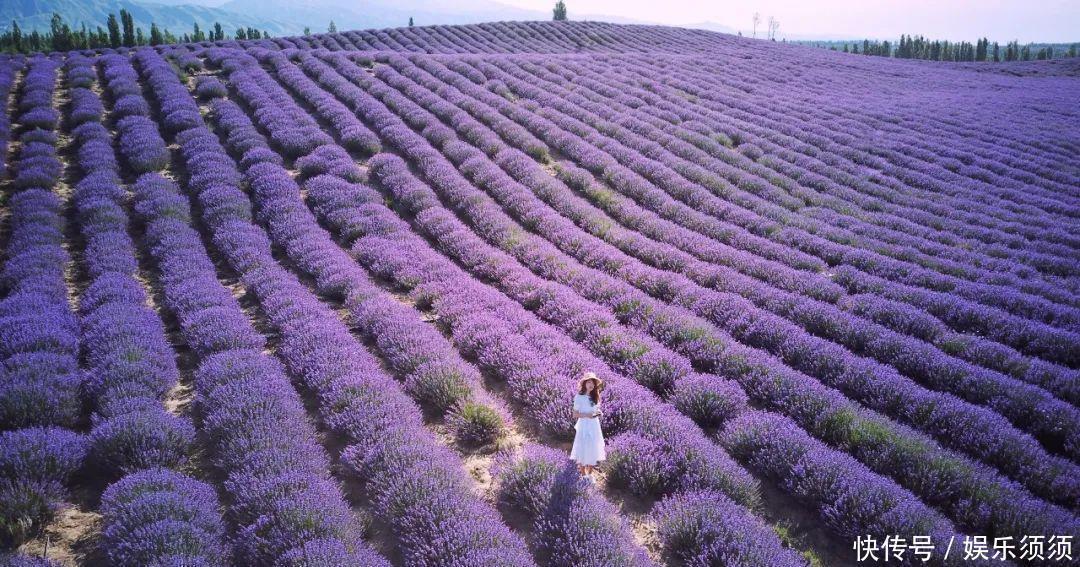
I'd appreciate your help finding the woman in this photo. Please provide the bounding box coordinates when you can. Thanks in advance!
[570,371,606,481]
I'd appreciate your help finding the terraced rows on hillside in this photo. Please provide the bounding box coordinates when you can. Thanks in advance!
[1,20,1078,567]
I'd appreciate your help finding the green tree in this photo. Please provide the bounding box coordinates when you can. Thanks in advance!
[50,12,73,51]
[328,20,337,33]
[120,9,135,46]
[553,0,568,21]
[214,22,223,41]
[76,23,89,49]
[303,26,310,35]
[192,22,205,42]
[107,13,121,48]
[409,17,414,27]
[150,23,163,45]
[11,20,22,52]
[236,27,247,40]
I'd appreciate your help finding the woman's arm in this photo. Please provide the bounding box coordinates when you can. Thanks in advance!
[572,397,599,419]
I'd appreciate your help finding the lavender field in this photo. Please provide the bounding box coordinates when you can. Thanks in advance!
[1,20,1078,567]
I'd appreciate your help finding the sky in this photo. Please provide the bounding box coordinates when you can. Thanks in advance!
[496,0,1080,43]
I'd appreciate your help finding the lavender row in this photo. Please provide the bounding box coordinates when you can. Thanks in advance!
[458,55,1080,367]
[651,488,811,567]
[204,50,512,446]
[79,54,194,479]
[475,51,1071,282]
[535,54,1075,289]
[552,152,1080,408]
[396,54,841,301]
[839,293,1080,405]
[529,56,1079,294]
[547,53,1078,290]
[706,53,1080,218]
[558,54,1075,284]
[630,54,1078,234]
[0,56,86,544]
[1,551,60,565]
[202,85,508,446]
[309,53,1080,537]
[357,54,1080,501]
[97,468,227,566]
[720,412,966,566]
[622,56,1080,260]
[295,47,1080,548]
[141,47,534,566]
[525,52,1073,257]
[385,54,1080,410]
[290,47,762,504]
[257,52,381,156]
[333,165,768,526]
[478,56,1080,330]
[494,444,659,566]
[212,50,776,563]
[335,158,970,559]
[269,45,772,529]
[0,427,86,544]
[365,146,747,423]
[133,166,379,564]
[70,53,229,565]
[257,49,967,552]
[260,50,747,424]
[116,50,384,564]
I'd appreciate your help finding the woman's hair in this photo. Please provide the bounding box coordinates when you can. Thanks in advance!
[578,371,601,405]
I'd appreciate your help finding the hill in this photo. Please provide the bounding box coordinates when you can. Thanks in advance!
[2,20,1078,567]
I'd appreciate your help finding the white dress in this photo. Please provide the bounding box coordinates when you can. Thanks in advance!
[570,394,606,466]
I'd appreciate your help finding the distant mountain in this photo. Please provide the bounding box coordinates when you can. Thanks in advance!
[218,0,546,31]
[1,0,295,36]
[1,0,754,44]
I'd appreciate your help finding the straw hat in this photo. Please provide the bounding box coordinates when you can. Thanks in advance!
[577,371,604,392]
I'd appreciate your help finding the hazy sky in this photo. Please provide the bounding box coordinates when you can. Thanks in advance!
[497,0,1079,42]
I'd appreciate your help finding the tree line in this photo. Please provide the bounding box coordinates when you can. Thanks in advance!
[1,11,272,54]
[814,35,1078,62]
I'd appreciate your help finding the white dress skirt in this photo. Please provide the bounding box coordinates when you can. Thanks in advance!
[570,394,606,466]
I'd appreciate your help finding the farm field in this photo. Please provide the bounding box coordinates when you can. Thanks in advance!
[0,20,1078,567]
